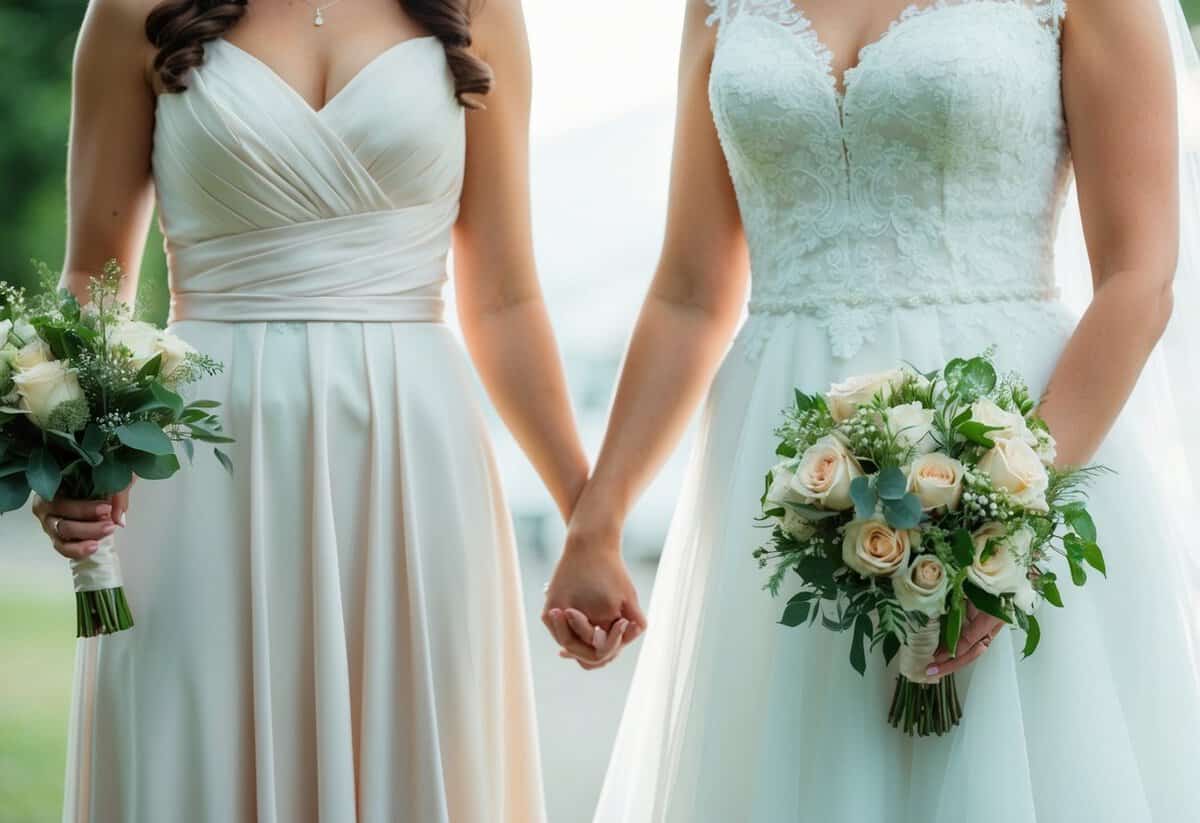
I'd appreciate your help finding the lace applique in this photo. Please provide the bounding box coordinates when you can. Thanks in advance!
[708,0,1072,360]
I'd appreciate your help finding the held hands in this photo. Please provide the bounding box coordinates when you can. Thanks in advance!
[542,515,647,670]
[32,484,133,561]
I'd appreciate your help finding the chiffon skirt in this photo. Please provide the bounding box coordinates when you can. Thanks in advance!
[595,301,1200,823]
[63,320,545,823]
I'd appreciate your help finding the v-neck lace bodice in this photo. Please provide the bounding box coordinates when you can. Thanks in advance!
[706,0,1071,358]
[151,36,464,323]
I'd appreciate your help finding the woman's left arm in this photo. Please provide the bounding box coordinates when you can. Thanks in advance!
[1037,0,1178,467]
[933,0,1179,678]
[452,0,589,521]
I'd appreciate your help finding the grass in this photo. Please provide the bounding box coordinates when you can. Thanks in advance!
[0,590,76,823]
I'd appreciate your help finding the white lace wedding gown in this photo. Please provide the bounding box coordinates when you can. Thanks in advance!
[63,37,545,823]
[596,2,1200,821]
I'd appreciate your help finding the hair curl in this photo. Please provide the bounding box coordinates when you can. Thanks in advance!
[145,0,492,108]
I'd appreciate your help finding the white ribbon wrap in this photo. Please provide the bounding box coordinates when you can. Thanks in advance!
[897,617,942,684]
[69,534,124,592]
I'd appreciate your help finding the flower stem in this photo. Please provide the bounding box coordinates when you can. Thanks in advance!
[75,587,134,638]
[887,674,962,736]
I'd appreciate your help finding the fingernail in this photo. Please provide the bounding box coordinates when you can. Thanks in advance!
[96,504,111,517]
[102,523,116,535]
[85,542,99,555]
[549,609,562,619]
[926,665,939,676]
[118,513,127,527]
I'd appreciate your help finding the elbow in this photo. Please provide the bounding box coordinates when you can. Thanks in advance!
[1148,275,1175,344]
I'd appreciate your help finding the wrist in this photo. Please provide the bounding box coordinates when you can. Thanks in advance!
[565,495,625,557]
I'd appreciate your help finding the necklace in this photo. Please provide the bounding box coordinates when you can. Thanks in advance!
[302,0,344,27]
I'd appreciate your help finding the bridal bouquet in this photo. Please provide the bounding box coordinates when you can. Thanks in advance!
[0,262,231,637]
[754,353,1107,736]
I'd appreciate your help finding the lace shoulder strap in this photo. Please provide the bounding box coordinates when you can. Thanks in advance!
[1027,0,1068,35]
[705,0,812,31]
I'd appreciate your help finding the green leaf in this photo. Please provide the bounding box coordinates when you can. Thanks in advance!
[881,632,901,667]
[92,456,133,498]
[1040,578,1064,607]
[1068,559,1087,586]
[882,494,922,530]
[149,382,184,418]
[850,475,876,520]
[850,613,872,676]
[0,473,31,513]
[214,448,234,475]
[82,424,105,457]
[963,580,1011,623]
[128,451,181,480]
[952,528,976,568]
[115,422,175,456]
[957,421,1003,449]
[943,597,964,656]
[1066,506,1098,543]
[957,357,997,400]
[46,429,102,467]
[186,400,222,410]
[1082,543,1107,577]
[1022,614,1042,658]
[135,353,163,383]
[794,389,813,412]
[25,448,61,501]
[876,466,907,501]
[780,600,811,627]
[951,408,973,428]
[775,441,797,459]
[943,358,968,387]
[782,501,841,522]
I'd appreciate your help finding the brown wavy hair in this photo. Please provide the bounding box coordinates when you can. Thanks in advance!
[145,0,492,108]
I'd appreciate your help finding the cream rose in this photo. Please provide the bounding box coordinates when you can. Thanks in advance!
[886,402,936,454]
[843,518,914,577]
[13,339,53,371]
[108,320,162,371]
[967,523,1034,597]
[764,463,816,540]
[155,330,195,380]
[977,438,1050,512]
[0,319,12,343]
[827,368,906,423]
[12,361,87,428]
[12,318,37,345]
[790,435,863,510]
[971,398,1037,446]
[907,452,965,511]
[894,555,949,616]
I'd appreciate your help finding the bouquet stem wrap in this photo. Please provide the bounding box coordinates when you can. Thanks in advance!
[889,618,961,736]
[70,534,133,637]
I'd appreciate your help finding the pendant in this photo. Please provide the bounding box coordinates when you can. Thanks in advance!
[313,8,324,26]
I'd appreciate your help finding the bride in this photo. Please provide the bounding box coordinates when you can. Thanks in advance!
[545,0,1200,820]
[34,0,590,820]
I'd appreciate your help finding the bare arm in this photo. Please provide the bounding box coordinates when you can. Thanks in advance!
[453,0,589,521]
[33,0,158,551]
[1038,0,1178,466]
[541,0,748,665]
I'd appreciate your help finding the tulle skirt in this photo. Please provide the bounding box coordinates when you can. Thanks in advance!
[62,320,545,823]
[595,300,1200,823]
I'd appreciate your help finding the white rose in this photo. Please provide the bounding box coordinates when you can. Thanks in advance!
[977,438,1050,512]
[12,319,37,345]
[108,320,161,370]
[971,398,1037,447]
[779,508,816,541]
[13,339,53,371]
[894,555,949,617]
[967,523,1034,597]
[907,452,965,511]
[827,368,907,423]
[885,402,936,454]
[842,517,914,578]
[0,319,12,342]
[155,330,195,380]
[763,463,816,540]
[791,435,863,510]
[12,361,87,428]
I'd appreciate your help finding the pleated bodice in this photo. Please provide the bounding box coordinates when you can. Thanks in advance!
[152,37,464,323]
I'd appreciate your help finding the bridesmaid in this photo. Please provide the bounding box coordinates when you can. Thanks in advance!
[32,0,597,820]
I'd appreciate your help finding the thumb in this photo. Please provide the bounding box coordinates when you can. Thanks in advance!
[621,600,648,644]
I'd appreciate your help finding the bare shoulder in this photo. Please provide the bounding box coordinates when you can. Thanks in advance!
[79,0,163,87]
[470,0,526,42]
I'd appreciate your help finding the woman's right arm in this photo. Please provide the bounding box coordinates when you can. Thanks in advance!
[31,0,159,557]
[541,0,749,663]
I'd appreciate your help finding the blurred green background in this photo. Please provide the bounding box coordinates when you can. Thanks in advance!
[2,3,1199,822]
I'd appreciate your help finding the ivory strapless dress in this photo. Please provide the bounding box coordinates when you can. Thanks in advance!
[62,37,545,823]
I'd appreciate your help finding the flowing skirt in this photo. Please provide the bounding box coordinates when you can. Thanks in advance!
[63,320,545,823]
[595,301,1200,823]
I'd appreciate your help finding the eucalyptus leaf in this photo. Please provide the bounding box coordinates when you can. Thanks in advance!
[115,422,175,456]
[783,501,841,521]
[876,466,907,501]
[92,457,133,498]
[850,476,877,520]
[956,357,997,400]
[0,473,30,514]
[129,451,181,480]
[25,448,61,502]
[882,494,922,530]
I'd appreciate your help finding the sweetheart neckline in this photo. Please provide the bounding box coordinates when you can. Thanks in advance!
[217,35,440,116]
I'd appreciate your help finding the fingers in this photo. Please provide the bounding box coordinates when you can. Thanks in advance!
[929,633,992,677]
[49,538,104,561]
[546,609,602,662]
[564,608,599,646]
[621,601,648,646]
[39,498,112,523]
[557,619,629,670]
[931,612,1003,665]
[45,516,117,544]
[33,497,116,561]
[110,484,133,527]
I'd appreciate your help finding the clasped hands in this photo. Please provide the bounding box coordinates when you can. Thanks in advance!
[541,515,648,670]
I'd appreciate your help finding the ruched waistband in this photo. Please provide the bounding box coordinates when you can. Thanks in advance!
[170,292,445,324]
[747,284,1062,317]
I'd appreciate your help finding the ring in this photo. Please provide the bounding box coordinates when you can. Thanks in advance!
[50,517,64,538]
